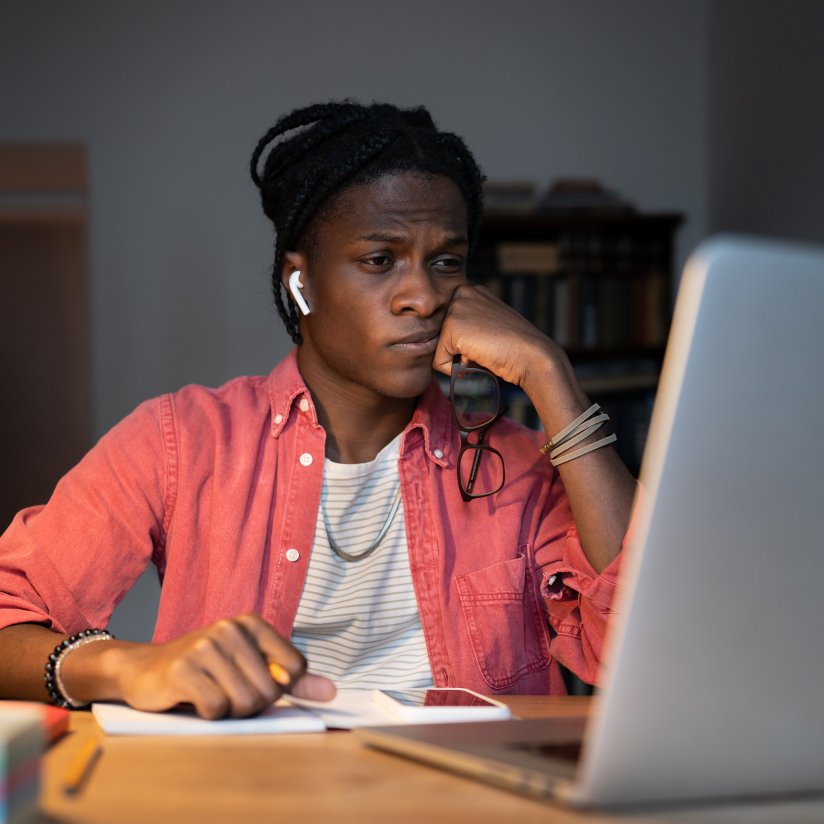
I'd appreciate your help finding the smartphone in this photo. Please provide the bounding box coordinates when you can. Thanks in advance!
[372,688,511,723]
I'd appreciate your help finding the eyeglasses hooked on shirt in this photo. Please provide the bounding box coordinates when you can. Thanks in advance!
[449,355,506,502]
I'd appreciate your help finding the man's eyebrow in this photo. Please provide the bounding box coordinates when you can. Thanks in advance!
[356,231,406,243]
[355,231,469,246]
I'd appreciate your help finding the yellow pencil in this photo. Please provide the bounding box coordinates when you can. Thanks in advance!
[62,736,102,796]
[268,662,291,687]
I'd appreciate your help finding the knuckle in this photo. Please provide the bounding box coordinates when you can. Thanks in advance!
[214,618,241,643]
[167,656,192,681]
[200,695,229,720]
[261,680,279,704]
[236,612,261,629]
[232,693,262,719]
[213,617,234,633]
[193,636,218,657]
[286,650,308,677]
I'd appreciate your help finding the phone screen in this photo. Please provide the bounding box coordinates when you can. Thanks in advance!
[383,689,496,708]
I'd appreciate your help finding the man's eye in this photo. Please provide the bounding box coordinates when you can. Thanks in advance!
[363,255,392,268]
[434,257,464,273]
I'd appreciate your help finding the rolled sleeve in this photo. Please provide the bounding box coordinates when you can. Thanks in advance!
[0,396,171,635]
[0,519,93,632]
[533,477,641,686]
[540,527,622,612]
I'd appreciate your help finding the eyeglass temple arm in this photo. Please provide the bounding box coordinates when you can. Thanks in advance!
[466,405,507,492]
[466,431,484,493]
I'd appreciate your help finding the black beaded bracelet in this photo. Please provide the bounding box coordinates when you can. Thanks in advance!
[44,628,114,709]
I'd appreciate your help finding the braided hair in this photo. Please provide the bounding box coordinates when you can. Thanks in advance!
[250,101,485,344]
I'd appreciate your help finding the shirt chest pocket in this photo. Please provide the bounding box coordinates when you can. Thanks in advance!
[456,549,551,690]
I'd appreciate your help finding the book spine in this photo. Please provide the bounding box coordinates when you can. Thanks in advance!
[579,274,599,350]
[504,274,533,322]
[553,278,570,347]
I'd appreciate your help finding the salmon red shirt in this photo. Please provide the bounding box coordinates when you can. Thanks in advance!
[0,351,626,693]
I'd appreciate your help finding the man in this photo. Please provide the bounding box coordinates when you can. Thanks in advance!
[0,101,635,717]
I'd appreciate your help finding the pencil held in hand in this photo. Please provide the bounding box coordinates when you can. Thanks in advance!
[268,662,292,688]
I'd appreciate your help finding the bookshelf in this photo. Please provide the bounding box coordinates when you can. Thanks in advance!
[470,211,683,476]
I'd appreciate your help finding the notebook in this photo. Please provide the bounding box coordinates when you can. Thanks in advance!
[92,701,325,735]
[358,235,824,808]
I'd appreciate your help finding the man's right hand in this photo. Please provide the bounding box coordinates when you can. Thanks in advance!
[63,614,336,719]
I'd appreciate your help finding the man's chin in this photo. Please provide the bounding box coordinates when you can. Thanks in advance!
[380,367,436,400]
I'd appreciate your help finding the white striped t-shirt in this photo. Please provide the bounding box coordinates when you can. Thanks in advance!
[290,434,434,689]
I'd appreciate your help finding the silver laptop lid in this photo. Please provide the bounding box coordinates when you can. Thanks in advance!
[575,236,824,806]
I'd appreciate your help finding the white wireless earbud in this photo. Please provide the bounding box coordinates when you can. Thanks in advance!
[288,270,311,316]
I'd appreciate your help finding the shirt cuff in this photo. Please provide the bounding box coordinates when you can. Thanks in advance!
[539,528,621,613]
[0,599,64,634]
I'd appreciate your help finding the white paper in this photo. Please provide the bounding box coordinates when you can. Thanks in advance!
[285,689,398,729]
[91,700,326,736]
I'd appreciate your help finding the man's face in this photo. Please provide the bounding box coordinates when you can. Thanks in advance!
[291,171,469,403]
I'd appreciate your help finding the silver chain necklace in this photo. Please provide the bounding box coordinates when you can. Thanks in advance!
[322,485,402,563]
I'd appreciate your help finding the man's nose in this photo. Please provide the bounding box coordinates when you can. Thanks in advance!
[390,263,449,316]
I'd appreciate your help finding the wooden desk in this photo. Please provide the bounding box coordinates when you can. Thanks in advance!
[41,697,823,824]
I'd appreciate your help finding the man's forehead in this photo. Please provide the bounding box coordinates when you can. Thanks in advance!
[336,174,467,233]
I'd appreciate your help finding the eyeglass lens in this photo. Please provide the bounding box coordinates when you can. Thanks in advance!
[452,370,500,429]
[459,444,505,497]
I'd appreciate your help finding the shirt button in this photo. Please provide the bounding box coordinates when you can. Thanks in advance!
[298,398,309,412]
[433,448,444,459]
[274,414,283,424]
[299,453,313,466]
[285,548,300,562]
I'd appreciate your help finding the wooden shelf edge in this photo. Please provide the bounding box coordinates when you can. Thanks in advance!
[577,373,659,395]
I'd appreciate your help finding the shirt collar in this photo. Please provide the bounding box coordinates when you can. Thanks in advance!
[267,349,318,438]
[400,379,451,468]
[267,348,451,467]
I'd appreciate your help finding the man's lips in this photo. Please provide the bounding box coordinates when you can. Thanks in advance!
[388,330,440,353]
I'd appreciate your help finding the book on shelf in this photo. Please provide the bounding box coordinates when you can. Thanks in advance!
[498,270,668,354]
[503,391,534,428]
[533,275,554,336]
[598,391,656,476]
[552,278,570,348]
[496,242,560,274]
[503,275,531,323]
[643,269,668,347]
[565,276,581,351]
[576,371,658,395]
[474,209,680,479]
[474,226,673,355]
[579,275,600,350]
[479,275,504,301]
[599,276,625,350]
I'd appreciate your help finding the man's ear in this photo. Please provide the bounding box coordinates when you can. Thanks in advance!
[280,252,311,316]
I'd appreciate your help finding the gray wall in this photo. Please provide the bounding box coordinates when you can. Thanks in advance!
[709,0,824,244]
[2,1,710,639]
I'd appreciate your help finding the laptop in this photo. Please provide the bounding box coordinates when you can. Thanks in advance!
[357,235,824,808]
